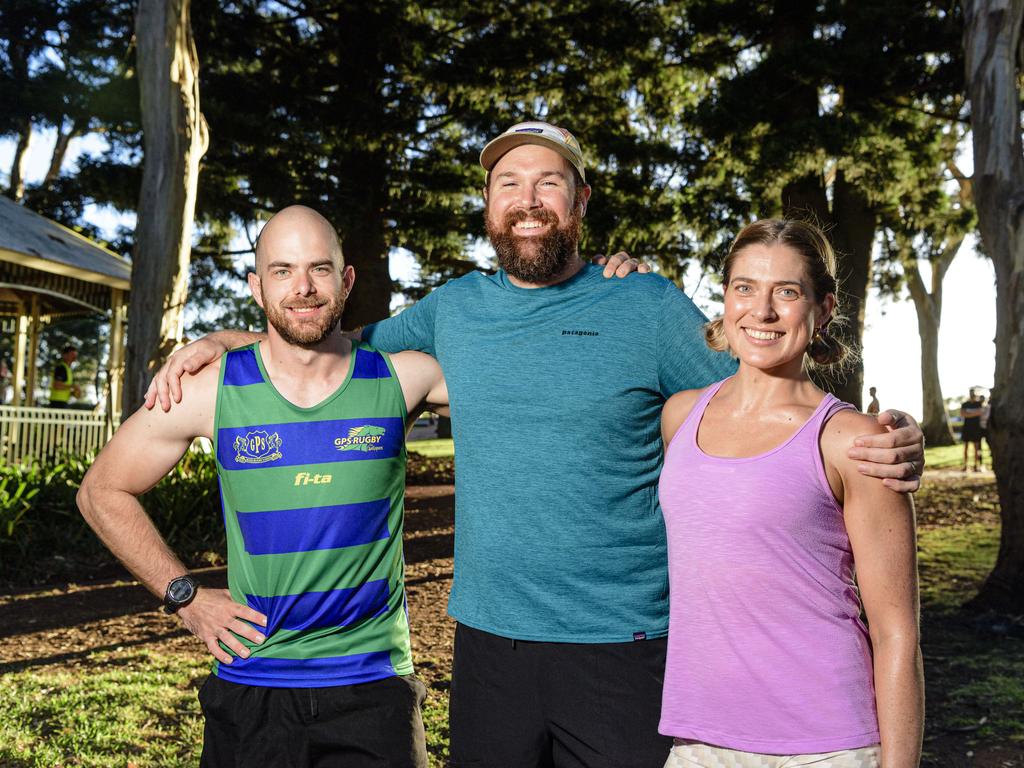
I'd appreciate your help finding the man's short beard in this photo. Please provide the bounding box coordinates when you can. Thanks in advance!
[486,202,583,284]
[262,284,346,348]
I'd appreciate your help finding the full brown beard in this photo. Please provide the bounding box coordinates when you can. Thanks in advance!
[262,285,346,348]
[486,204,583,284]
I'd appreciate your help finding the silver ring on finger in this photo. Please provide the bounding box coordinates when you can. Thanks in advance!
[908,460,918,475]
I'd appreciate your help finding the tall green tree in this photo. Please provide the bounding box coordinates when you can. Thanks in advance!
[670,0,963,407]
[190,0,691,327]
[0,0,55,200]
[1,0,135,208]
[962,0,1024,612]
[190,0,481,327]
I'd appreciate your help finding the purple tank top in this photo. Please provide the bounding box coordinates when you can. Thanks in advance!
[658,379,880,754]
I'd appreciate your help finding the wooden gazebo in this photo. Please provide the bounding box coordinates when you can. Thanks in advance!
[0,195,130,460]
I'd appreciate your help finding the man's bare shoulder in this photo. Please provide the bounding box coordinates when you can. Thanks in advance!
[175,357,222,403]
[133,358,221,439]
[389,350,442,380]
[387,350,447,411]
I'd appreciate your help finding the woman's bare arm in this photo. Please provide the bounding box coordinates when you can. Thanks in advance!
[824,409,924,768]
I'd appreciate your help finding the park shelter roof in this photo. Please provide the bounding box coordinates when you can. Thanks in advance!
[0,194,131,317]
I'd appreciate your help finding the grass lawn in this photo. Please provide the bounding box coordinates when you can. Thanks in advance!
[1,466,1020,766]
[925,442,991,470]
[0,651,206,767]
[407,438,455,458]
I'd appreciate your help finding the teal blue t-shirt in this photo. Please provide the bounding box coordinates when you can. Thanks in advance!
[365,264,736,642]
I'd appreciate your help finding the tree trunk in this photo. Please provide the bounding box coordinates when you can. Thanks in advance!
[828,171,876,410]
[8,119,33,202]
[905,260,956,445]
[339,225,392,329]
[336,149,392,329]
[43,117,80,187]
[125,0,208,416]
[332,5,392,329]
[781,174,831,225]
[963,0,1024,613]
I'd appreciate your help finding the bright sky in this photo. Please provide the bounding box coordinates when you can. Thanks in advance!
[2,128,996,418]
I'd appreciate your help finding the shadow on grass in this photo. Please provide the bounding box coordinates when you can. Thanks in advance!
[0,567,228,639]
[917,524,1024,767]
[0,629,194,675]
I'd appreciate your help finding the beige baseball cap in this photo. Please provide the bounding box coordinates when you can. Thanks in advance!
[480,121,586,183]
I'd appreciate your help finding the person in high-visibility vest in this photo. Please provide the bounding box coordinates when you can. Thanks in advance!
[49,345,81,408]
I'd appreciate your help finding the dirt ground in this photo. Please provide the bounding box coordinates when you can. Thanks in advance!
[0,485,457,691]
[2,476,1023,767]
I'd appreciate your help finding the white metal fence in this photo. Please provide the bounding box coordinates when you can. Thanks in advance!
[0,405,114,464]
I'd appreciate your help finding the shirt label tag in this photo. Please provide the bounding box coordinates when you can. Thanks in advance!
[633,632,647,641]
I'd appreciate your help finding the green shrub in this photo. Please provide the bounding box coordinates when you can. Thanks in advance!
[1,446,453,587]
[0,451,222,587]
[0,466,42,538]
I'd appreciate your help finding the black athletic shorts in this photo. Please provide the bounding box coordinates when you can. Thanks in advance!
[198,673,428,768]
[449,623,672,768]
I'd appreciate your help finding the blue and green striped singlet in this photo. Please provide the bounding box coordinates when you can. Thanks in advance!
[212,341,412,688]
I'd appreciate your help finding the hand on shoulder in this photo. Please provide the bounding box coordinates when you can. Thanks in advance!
[135,357,221,439]
[821,408,891,503]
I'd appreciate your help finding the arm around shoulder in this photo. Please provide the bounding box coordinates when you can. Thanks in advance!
[363,284,445,355]
[145,330,262,411]
[657,281,737,395]
[86,362,219,491]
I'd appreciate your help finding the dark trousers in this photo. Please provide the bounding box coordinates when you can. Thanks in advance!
[449,623,672,768]
[198,673,428,768]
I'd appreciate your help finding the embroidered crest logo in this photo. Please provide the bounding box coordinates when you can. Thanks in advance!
[233,430,283,464]
[334,425,387,452]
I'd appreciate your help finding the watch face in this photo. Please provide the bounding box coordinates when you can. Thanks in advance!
[168,578,195,603]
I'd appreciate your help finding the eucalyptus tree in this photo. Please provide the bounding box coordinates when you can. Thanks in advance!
[126,0,208,414]
[876,134,975,446]
[962,0,1024,612]
[0,0,54,200]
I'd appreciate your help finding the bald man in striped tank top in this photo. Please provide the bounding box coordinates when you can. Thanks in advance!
[78,206,448,767]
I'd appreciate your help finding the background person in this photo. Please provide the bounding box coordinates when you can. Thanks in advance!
[960,388,984,471]
[660,219,922,768]
[146,123,926,768]
[78,206,447,767]
[0,355,9,404]
[979,393,991,461]
[866,385,880,415]
[49,345,81,408]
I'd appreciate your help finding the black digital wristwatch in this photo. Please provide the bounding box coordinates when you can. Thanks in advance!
[162,574,199,614]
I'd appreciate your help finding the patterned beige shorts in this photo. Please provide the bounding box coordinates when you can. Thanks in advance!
[664,740,882,768]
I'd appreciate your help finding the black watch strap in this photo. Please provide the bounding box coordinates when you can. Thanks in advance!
[162,574,198,614]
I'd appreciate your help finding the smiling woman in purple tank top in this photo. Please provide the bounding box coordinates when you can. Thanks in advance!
[658,219,923,768]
